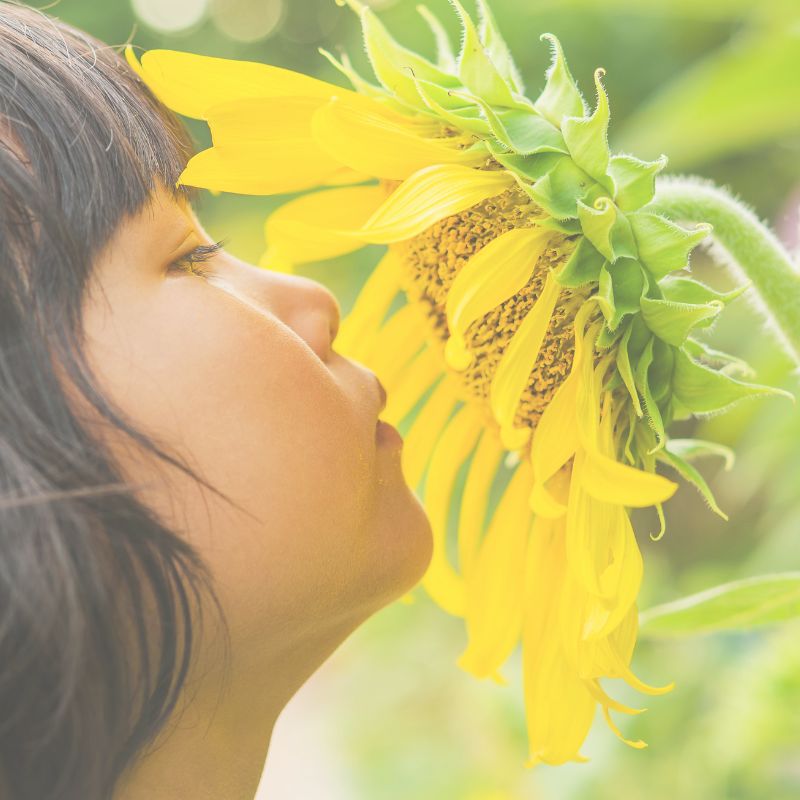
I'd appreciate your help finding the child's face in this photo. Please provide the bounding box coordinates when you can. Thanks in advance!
[72,184,432,694]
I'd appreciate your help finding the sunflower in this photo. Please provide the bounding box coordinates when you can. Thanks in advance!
[126,0,788,767]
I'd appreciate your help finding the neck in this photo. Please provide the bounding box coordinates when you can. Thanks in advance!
[115,617,356,800]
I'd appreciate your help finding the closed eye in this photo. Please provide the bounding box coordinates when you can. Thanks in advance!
[170,240,225,279]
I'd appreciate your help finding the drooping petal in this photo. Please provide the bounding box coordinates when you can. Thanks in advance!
[422,406,483,617]
[335,250,403,359]
[382,348,443,425]
[458,430,506,581]
[311,97,485,180]
[581,448,678,508]
[264,185,386,264]
[351,165,516,244]
[207,95,323,144]
[521,515,596,766]
[401,376,461,488]
[178,142,342,195]
[444,227,550,371]
[490,268,561,449]
[458,461,533,680]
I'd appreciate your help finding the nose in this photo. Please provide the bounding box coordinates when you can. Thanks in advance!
[268,272,341,361]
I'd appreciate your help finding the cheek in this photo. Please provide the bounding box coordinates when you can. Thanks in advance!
[81,280,381,602]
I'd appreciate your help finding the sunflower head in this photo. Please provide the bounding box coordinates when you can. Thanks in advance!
[126,0,791,769]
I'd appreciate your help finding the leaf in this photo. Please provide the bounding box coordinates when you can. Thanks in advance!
[533,33,586,126]
[561,68,614,193]
[640,296,724,345]
[628,212,712,279]
[619,28,800,168]
[672,348,793,414]
[640,573,800,637]
[577,196,636,262]
[609,153,668,212]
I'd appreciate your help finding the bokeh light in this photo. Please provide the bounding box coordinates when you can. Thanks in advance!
[130,0,209,34]
[211,0,284,43]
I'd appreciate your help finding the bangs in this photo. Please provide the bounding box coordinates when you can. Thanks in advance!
[0,3,196,256]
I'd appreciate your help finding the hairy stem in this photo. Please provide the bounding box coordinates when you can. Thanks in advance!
[650,176,800,365]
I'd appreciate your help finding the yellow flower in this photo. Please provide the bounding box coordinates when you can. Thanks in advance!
[126,0,785,766]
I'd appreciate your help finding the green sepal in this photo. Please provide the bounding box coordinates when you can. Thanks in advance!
[628,212,712,279]
[416,5,458,73]
[453,89,567,155]
[533,33,586,127]
[596,320,625,349]
[672,348,793,414]
[525,157,601,219]
[561,69,614,194]
[412,76,492,135]
[683,337,755,379]
[667,438,735,470]
[486,144,563,181]
[649,337,675,404]
[640,296,724,346]
[476,0,525,94]
[659,275,749,307]
[634,336,666,445]
[597,257,645,330]
[609,153,668,212]
[450,0,527,109]
[318,48,388,99]
[576,197,636,262]
[555,236,604,287]
[360,5,459,109]
[538,216,583,235]
[616,322,644,417]
[657,444,729,521]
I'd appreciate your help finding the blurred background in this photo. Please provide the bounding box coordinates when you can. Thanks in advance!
[39,0,800,797]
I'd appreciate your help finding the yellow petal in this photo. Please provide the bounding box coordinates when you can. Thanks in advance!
[382,348,443,426]
[458,462,533,678]
[401,376,461,488]
[363,305,428,388]
[351,165,516,244]
[457,431,506,581]
[206,95,321,145]
[521,516,596,767]
[335,250,402,359]
[490,268,561,447]
[178,143,341,195]
[265,185,386,264]
[311,97,486,180]
[581,448,678,508]
[422,406,483,617]
[126,46,368,119]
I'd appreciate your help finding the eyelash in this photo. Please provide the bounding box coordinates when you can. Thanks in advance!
[171,241,224,278]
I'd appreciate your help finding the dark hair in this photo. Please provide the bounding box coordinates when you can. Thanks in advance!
[0,4,233,798]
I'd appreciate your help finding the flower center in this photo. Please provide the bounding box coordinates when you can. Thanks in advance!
[393,186,590,435]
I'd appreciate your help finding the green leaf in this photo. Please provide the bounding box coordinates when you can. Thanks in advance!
[616,323,643,416]
[416,5,457,73]
[619,28,800,169]
[672,348,793,414]
[453,89,567,154]
[640,573,800,637]
[533,33,586,127]
[640,296,724,345]
[597,258,645,331]
[412,76,492,135]
[609,153,668,212]
[577,196,636,262]
[628,212,712,279]
[555,236,604,287]
[659,275,749,306]
[476,0,525,94]
[561,68,613,193]
[450,0,523,108]
[525,157,600,219]
[359,5,460,109]
[657,445,728,520]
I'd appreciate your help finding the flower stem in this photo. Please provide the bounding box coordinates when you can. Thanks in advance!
[650,176,800,365]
